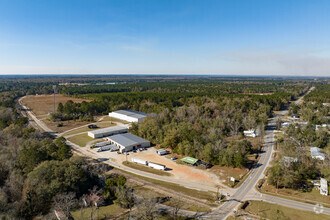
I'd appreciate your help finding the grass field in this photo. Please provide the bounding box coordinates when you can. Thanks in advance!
[67,133,94,147]
[71,204,127,220]
[62,121,116,136]
[119,168,216,204]
[123,161,171,176]
[260,182,330,208]
[243,200,330,220]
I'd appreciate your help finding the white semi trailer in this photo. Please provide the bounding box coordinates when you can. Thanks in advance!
[95,141,110,147]
[131,157,148,165]
[97,144,118,152]
[148,162,166,170]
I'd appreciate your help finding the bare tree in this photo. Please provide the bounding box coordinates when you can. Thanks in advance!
[169,198,184,220]
[53,192,77,220]
[133,197,160,220]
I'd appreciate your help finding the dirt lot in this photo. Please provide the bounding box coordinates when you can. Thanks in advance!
[93,147,223,188]
[21,94,91,116]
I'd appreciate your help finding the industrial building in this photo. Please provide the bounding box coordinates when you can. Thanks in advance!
[156,148,168,155]
[88,125,128,138]
[109,110,148,123]
[107,133,150,153]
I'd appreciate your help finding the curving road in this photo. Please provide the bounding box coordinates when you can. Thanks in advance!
[19,89,330,219]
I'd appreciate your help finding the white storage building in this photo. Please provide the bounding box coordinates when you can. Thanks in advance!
[156,148,168,155]
[88,125,128,139]
[109,110,148,123]
[310,147,325,160]
[244,130,256,138]
[107,133,150,153]
[320,178,328,196]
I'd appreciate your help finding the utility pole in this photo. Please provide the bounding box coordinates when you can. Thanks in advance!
[53,85,56,113]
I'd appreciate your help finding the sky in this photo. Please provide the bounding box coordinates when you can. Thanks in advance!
[0,0,330,76]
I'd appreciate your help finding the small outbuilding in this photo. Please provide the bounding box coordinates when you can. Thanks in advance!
[181,157,200,166]
[88,125,128,139]
[156,148,168,155]
[310,147,325,160]
[243,130,256,138]
[107,133,150,153]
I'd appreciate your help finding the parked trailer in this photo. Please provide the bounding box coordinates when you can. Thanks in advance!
[131,157,148,166]
[97,144,118,152]
[95,141,110,147]
[148,162,166,170]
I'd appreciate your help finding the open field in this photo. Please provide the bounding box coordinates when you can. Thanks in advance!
[131,184,212,213]
[71,203,127,220]
[62,121,116,136]
[260,182,330,207]
[21,94,91,116]
[67,133,94,147]
[243,200,330,220]
[120,169,217,204]
[123,161,171,176]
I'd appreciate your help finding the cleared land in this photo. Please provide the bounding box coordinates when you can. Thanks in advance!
[123,161,171,176]
[67,133,94,147]
[21,94,100,133]
[243,200,330,220]
[62,121,116,136]
[21,94,91,116]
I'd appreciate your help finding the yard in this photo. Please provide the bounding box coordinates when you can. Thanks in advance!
[71,203,127,220]
[260,182,330,208]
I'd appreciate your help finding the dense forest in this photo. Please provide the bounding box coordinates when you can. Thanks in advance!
[0,76,328,218]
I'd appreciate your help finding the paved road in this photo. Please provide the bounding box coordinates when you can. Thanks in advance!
[201,86,327,219]
[18,97,230,194]
[19,90,330,219]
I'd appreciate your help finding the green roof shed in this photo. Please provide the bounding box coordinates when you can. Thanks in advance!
[181,157,199,165]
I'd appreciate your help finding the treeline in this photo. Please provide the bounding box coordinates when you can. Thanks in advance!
[304,84,330,103]
[130,95,282,168]
[62,79,308,96]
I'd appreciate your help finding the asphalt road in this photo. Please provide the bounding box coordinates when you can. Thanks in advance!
[19,90,330,219]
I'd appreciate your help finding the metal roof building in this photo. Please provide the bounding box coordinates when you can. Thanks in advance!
[107,133,150,153]
[181,157,200,165]
[310,147,325,160]
[88,125,128,139]
[109,110,148,123]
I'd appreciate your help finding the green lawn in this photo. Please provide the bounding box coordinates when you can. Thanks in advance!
[243,200,330,220]
[71,204,127,220]
[123,161,171,176]
[63,122,115,136]
[67,133,94,147]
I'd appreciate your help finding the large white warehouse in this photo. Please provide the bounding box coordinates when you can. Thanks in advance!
[107,133,150,153]
[88,125,128,139]
[109,110,148,123]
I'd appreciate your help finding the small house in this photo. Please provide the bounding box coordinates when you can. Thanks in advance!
[243,130,256,138]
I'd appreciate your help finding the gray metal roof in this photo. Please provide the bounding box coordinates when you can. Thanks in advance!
[88,125,128,135]
[113,110,147,117]
[310,147,325,157]
[108,133,149,147]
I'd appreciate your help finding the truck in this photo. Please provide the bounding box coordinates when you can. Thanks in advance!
[131,157,148,166]
[97,144,118,152]
[95,141,110,147]
[148,162,166,170]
